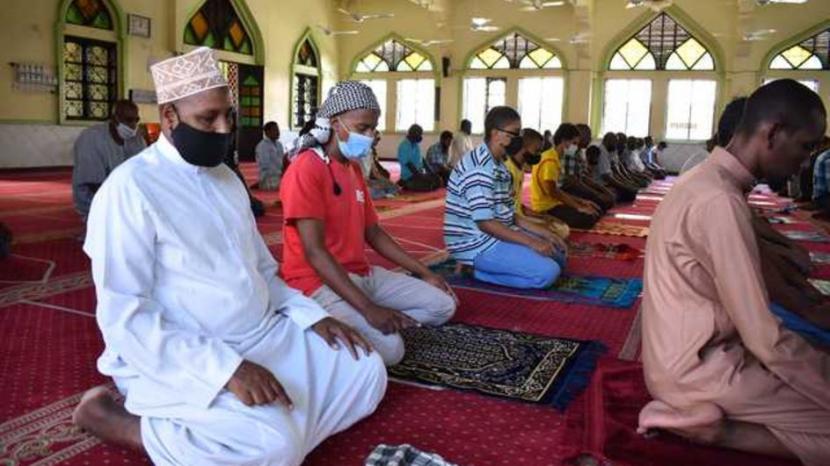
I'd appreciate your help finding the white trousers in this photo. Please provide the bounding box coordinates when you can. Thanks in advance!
[312,266,457,365]
[119,317,387,466]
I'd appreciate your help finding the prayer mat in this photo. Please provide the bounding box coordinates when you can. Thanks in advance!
[572,222,649,238]
[429,259,642,308]
[808,278,830,296]
[365,444,457,466]
[0,254,55,285]
[810,251,830,264]
[766,216,796,224]
[569,242,643,261]
[389,323,606,410]
[782,230,830,242]
[612,213,652,222]
[770,303,830,348]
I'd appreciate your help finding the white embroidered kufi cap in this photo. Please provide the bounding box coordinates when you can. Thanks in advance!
[150,47,228,104]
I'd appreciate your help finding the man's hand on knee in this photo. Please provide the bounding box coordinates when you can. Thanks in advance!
[226,360,293,408]
[312,317,374,360]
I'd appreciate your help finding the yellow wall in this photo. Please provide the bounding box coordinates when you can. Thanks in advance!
[0,0,828,136]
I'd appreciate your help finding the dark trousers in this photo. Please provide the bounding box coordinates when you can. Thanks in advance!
[549,204,599,229]
[400,173,442,192]
[563,180,614,212]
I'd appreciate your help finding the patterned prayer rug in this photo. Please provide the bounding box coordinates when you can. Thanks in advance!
[389,323,606,410]
[808,278,830,296]
[572,222,649,238]
[766,216,796,225]
[568,242,643,261]
[810,251,830,264]
[783,230,830,242]
[429,259,642,309]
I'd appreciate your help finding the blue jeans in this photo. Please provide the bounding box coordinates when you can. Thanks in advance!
[473,240,563,289]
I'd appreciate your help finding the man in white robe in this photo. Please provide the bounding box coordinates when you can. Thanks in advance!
[72,47,386,466]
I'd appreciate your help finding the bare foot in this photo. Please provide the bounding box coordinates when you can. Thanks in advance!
[73,386,144,451]
[637,400,724,444]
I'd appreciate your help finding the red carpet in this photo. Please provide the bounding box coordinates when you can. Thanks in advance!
[0,167,820,465]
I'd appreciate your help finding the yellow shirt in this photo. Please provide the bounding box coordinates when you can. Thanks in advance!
[531,148,562,212]
[505,157,527,217]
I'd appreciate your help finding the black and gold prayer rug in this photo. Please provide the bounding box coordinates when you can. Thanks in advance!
[389,323,606,410]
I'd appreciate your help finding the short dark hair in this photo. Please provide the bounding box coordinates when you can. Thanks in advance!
[657,141,667,150]
[263,121,278,132]
[602,132,617,147]
[521,128,543,143]
[644,136,654,146]
[586,145,601,165]
[484,106,521,142]
[575,123,591,139]
[735,79,826,138]
[408,124,424,137]
[715,97,747,147]
[440,130,453,141]
[460,119,472,131]
[553,123,580,145]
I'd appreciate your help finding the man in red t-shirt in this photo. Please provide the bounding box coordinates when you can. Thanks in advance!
[281,81,457,365]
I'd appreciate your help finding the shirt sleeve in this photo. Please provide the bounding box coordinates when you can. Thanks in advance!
[538,157,560,184]
[691,194,830,411]
[83,178,243,410]
[356,165,379,227]
[281,156,327,221]
[73,130,108,186]
[460,167,496,222]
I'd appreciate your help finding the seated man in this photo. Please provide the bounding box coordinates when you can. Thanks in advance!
[505,128,570,240]
[73,48,386,466]
[560,124,616,211]
[449,119,475,168]
[280,81,456,366]
[811,138,830,212]
[596,133,638,202]
[397,124,442,192]
[531,123,601,229]
[615,132,650,187]
[72,99,146,222]
[366,134,400,199]
[638,79,830,465]
[254,121,284,191]
[445,106,565,289]
[640,137,667,179]
[425,130,453,184]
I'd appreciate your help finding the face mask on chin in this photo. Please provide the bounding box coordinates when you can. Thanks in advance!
[564,144,578,157]
[116,122,138,140]
[170,107,231,168]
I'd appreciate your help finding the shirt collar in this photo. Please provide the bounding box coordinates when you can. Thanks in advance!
[157,132,208,175]
[709,146,756,192]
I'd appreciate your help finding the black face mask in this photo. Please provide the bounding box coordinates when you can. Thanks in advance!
[505,135,524,156]
[525,151,542,166]
[171,115,231,168]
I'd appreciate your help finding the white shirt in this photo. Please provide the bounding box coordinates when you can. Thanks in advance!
[84,133,329,412]
[449,132,475,168]
[254,138,284,180]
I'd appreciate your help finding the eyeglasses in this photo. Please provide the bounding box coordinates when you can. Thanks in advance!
[496,127,521,137]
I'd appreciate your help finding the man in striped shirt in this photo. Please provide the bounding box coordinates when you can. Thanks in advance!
[443,106,565,289]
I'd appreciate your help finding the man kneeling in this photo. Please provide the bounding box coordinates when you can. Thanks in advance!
[73,48,386,466]
[639,79,830,465]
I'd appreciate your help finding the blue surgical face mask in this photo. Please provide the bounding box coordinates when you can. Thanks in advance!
[335,120,373,160]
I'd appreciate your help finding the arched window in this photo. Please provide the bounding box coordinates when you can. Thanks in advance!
[184,0,253,56]
[352,37,436,132]
[462,31,564,134]
[61,0,119,121]
[605,13,717,141]
[291,36,321,129]
[355,39,433,72]
[469,32,562,70]
[609,13,713,71]
[769,28,829,70]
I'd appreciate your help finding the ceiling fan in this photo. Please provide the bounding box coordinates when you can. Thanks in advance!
[337,8,395,23]
[625,0,673,11]
[756,0,808,5]
[406,38,455,47]
[518,0,567,11]
[470,17,500,32]
[316,24,359,36]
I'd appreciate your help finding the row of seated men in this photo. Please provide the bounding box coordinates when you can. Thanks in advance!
[68,47,827,466]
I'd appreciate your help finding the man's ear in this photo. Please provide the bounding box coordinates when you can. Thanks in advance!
[160,103,179,129]
[764,121,782,151]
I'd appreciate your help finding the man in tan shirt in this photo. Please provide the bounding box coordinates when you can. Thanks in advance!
[638,79,830,465]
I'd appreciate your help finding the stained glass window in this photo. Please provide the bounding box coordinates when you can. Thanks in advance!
[184,0,253,55]
[297,39,318,67]
[609,13,714,71]
[292,38,320,129]
[355,39,433,72]
[770,28,829,70]
[238,74,262,128]
[63,36,117,121]
[468,32,561,70]
[65,0,113,30]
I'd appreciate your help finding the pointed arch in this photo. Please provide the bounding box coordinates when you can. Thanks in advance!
[349,33,440,81]
[462,27,567,71]
[600,7,724,72]
[763,20,830,71]
[289,28,323,129]
[55,0,126,124]
[181,0,265,65]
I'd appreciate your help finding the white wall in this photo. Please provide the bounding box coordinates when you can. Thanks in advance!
[0,124,85,168]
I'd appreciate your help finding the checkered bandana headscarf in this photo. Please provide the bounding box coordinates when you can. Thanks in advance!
[294,81,381,157]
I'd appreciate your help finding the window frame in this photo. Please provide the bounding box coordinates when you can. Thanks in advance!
[601,77,654,137]
[62,35,118,122]
[664,78,718,142]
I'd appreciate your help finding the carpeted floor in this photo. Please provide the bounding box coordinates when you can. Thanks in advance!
[0,165,822,465]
